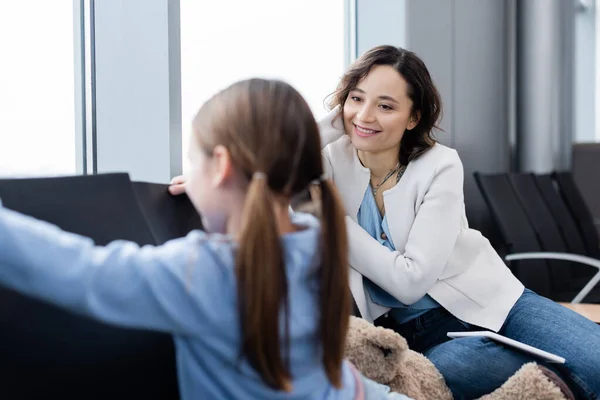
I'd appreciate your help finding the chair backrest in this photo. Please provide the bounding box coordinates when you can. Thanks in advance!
[0,174,182,399]
[473,172,552,297]
[533,174,587,256]
[553,172,600,258]
[507,173,576,289]
[132,181,203,245]
[572,143,600,225]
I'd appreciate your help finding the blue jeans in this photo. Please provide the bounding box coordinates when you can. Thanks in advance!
[375,289,600,399]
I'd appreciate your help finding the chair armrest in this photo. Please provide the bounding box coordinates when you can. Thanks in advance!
[505,252,600,304]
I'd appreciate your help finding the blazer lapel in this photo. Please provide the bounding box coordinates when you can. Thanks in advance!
[382,161,414,248]
[330,138,370,221]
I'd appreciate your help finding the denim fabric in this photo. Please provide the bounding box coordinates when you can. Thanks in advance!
[376,290,600,399]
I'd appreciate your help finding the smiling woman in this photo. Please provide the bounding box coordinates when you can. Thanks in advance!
[327,47,441,172]
[325,47,442,215]
[344,66,420,156]
[318,45,600,399]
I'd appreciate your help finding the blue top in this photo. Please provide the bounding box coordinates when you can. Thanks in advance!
[0,203,356,399]
[357,186,440,323]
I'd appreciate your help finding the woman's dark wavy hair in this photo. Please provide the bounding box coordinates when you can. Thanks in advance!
[327,45,443,165]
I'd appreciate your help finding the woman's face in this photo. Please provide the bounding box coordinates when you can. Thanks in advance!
[343,65,418,155]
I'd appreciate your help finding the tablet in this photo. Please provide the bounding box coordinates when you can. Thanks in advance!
[447,331,566,364]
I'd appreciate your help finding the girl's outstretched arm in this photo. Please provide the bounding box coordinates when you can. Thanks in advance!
[0,202,220,336]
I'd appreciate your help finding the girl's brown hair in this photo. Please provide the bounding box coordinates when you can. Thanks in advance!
[192,79,351,392]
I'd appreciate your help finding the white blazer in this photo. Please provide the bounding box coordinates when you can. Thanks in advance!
[319,109,524,332]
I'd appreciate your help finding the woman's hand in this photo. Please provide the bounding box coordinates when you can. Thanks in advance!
[168,175,187,195]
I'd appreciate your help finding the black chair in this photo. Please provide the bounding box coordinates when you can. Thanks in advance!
[474,172,600,303]
[534,174,600,286]
[131,181,203,245]
[509,173,600,302]
[553,172,600,258]
[474,172,553,298]
[572,143,600,235]
[508,174,576,287]
[0,173,202,399]
[533,174,588,256]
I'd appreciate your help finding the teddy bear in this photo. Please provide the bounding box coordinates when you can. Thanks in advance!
[345,316,574,400]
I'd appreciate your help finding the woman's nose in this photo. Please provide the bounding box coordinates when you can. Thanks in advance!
[356,104,376,123]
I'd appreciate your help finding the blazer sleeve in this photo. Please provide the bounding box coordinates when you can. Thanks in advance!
[345,151,464,304]
[318,106,345,149]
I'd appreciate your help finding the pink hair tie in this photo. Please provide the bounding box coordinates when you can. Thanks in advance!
[348,362,365,400]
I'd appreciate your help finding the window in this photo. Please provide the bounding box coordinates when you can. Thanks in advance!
[0,1,77,177]
[180,0,345,171]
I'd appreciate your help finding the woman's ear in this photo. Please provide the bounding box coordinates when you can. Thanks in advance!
[407,111,421,131]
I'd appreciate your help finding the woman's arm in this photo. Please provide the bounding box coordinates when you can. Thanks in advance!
[0,204,219,335]
[345,153,464,305]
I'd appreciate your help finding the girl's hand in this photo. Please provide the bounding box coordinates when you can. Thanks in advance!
[168,175,187,196]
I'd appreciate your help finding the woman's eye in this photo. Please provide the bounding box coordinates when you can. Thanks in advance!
[351,96,362,102]
[380,104,392,111]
